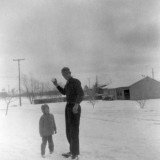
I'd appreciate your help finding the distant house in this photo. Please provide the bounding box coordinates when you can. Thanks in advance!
[102,88,116,100]
[102,86,130,100]
[101,76,160,100]
[116,87,130,100]
[130,76,160,100]
[101,79,131,100]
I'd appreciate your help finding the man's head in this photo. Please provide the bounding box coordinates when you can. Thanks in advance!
[61,67,71,80]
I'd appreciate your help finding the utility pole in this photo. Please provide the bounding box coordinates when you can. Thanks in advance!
[88,78,90,89]
[96,75,98,86]
[8,85,10,93]
[13,58,25,106]
[152,68,154,79]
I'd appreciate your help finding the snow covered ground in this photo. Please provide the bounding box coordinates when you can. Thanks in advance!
[0,99,160,160]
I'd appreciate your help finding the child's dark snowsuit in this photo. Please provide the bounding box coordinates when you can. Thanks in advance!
[39,105,56,156]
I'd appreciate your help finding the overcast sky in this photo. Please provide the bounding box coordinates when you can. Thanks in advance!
[0,0,160,90]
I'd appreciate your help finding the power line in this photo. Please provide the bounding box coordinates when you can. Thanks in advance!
[0,76,17,79]
[13,58,25,106]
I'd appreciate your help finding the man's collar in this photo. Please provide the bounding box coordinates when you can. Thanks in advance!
[67,76,73,83]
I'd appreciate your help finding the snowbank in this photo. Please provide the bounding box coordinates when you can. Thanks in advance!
[0,99,160,160]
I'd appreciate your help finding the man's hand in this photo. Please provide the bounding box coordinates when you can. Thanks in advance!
[72,104,79,114]
[52,78,58,87]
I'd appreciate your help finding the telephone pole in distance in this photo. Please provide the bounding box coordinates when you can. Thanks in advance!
[13,58,25,106]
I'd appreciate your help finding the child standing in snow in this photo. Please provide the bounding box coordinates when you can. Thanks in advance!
[39,104,57,158]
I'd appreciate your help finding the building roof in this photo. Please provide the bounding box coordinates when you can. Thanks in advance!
[101,83,130,89]
[101,76,159,89]
[130,76,160,87]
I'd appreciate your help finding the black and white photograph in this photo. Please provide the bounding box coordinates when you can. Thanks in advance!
[0,0,160,160]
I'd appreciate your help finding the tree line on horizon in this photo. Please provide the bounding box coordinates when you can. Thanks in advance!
[0,74,108,105]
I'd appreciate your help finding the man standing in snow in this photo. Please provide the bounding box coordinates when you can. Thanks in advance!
[52,67,84,160]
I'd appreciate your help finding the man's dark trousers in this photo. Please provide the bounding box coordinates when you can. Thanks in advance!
[65,103,81,156]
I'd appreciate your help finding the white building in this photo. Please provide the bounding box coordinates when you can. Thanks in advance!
[101,76,160,100]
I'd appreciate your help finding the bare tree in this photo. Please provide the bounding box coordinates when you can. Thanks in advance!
[85,84,97,108]
[5,96,16,116]
[39,82,45,97]
[136,99,146,109]
[22,74,40,104]
[85,77,112,108]
[22,74,58,103]
[0,92,15,116]
[87,89,97,108]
